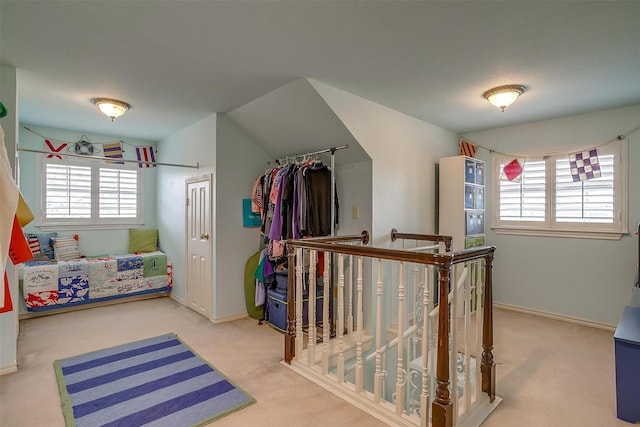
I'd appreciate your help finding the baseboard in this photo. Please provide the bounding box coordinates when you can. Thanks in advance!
[210,312,248,324]
[169,294,185,305]
[494,302,616,331]
[0,362,18,376]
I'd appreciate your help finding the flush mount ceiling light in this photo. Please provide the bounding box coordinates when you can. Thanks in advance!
[91,98,130,121]
[482,85,526,112]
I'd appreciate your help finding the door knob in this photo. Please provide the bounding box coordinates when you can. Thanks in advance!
[200,233,209,240]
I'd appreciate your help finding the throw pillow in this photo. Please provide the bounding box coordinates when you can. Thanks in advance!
[25,232,57,260]
[53,235,81,261]
[128,229,158,253]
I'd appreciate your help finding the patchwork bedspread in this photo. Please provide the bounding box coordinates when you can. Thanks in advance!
[21,251,172,312]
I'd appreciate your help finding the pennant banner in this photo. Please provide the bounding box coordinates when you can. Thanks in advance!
[569,148,601,182]
[136,146,156,168]
[501,158,524,182]
[45,139,68,159]
[459,139,477,158]
[103,142,124,164]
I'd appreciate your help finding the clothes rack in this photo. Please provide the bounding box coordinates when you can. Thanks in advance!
[269,144,348,237]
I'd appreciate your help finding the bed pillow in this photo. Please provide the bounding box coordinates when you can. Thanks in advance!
[53,235,81,261]
[128,229,158,253]
[25,232,57,260]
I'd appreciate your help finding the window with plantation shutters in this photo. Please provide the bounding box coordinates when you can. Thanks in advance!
[99,168,138,218]
[38,155,143,229]
[492,139,627,239]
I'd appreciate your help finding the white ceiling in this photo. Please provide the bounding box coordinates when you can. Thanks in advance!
[1,1,639,150]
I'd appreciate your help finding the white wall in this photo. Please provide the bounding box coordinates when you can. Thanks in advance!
[17,125,159,256]
[157,114,216,304]
[335,160,373,236]
[466,104,640,326]
[214,114,271,320]
[310,79,459,245]
[311,79,459,335]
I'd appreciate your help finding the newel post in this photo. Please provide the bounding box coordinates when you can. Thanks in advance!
[481,250,496,401]
[284,245,296,364]
[432,264,453,427]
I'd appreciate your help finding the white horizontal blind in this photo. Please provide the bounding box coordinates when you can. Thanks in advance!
[44,163,92,218]
[99,168,138,218]
[39,154,143,228]
[499,160,546,221]
[555,155,615,223]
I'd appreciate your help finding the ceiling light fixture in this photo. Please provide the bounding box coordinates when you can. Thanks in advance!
[482,85,526,112]
[91,98,131,121]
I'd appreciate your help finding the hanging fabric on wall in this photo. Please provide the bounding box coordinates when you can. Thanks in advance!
[569,148,601,182]
[103,141,124,164]
[136,146,156,168]
[45,139,68,159]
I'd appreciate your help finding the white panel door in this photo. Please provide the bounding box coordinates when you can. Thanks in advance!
[186,175,212,318]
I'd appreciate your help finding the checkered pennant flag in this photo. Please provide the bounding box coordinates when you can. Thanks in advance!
[569,148,601,182]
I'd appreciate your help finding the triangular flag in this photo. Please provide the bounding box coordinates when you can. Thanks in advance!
[136,146,156,168]
[501,158,524,182]
[103,141,124,164]
[459,139,477,157]
[569,148,601,182]
[45,139,68,159]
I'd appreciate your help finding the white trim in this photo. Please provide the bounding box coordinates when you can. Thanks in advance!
[491,140,628,238]
[210,312,248,324]
[492,227,624,240]
[0,362,18,376]
[494,302,616,331]
[36,153,144,228]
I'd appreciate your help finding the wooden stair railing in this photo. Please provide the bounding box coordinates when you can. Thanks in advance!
[284,231,496,427]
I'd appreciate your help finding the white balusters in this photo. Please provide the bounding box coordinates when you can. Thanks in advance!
[337,253,345,383]
[355,256,364,392]
[450,264,460,425]
[420,265,430,427]
[322,251,330,374]
[474,262,484,403]
[374,259,383,403]
[347,254,354,334]
[308,249,317,367]
[396,262,405,415]
[463,261,472,412]
[295,248,304,359]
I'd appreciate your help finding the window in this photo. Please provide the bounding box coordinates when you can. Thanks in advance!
[37,154,143,229]
[492,140,627,239]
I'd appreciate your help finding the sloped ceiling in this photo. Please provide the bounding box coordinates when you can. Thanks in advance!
[227,79,369,166]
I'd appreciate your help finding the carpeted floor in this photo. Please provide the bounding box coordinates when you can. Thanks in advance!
[0,297,628,426]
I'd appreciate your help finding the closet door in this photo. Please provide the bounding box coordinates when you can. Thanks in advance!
[186,174,213,318]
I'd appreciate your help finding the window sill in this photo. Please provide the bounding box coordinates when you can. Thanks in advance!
[36,223,143,232]
[492,227,625,240]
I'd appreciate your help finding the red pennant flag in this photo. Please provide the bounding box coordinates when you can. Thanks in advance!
[45,139,68,159]
[501,158,524,182]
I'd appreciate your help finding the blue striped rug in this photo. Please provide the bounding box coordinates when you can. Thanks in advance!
[54,333,255,427]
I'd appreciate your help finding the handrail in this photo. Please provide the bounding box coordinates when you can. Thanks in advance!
[390,228,453,252]
[287,238,494,268]
[297,230,370,245]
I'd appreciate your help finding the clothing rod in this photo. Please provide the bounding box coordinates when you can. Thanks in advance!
[17,147,199,169]
[269,144,349,164]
